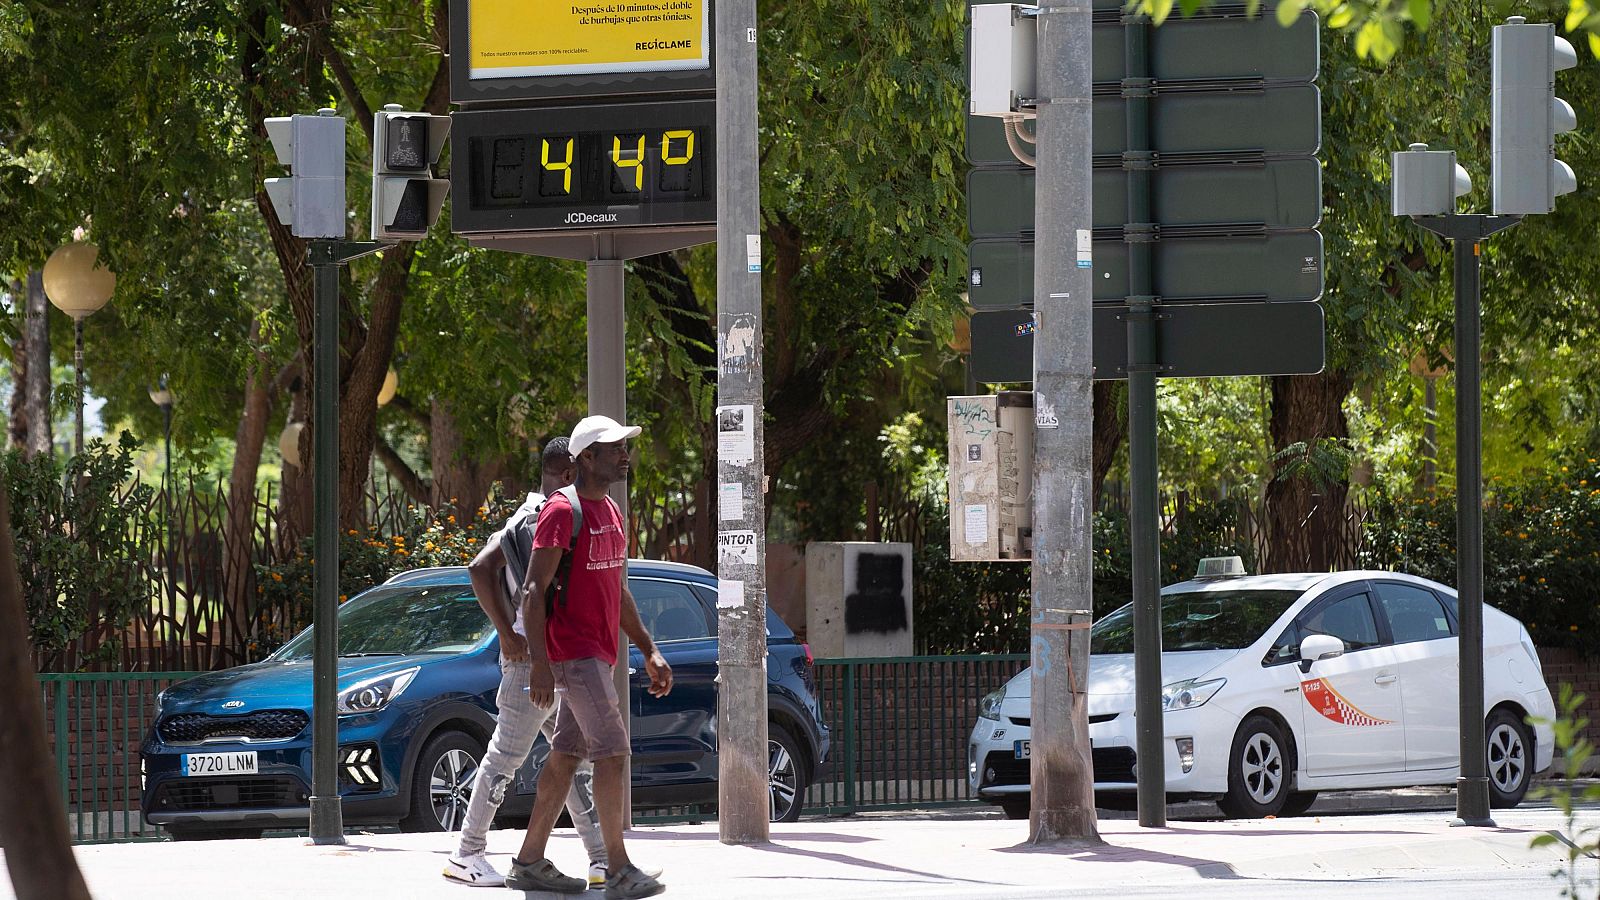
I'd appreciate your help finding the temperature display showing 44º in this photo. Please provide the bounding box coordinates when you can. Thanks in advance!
[452,99,716,232]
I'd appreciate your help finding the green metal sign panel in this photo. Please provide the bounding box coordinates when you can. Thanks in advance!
[968,160,1322,238]
[968,231,1324,309]
[970,85,1320,167]
[969,301,1325,383]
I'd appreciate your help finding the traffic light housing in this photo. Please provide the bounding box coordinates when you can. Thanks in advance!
[1392,142,1473,217]
[371,105,451,241]
[263,110,347,240]
[1492,16,1578,215]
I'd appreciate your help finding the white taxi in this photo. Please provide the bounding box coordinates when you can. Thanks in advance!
[968,560,1556,818]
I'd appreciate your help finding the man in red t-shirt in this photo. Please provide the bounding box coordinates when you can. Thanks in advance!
[507,415,672,900]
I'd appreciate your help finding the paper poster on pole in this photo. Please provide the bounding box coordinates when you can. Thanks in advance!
[717,579,745,609]
[716,404,755,465]
[718,482,744,521]
[718,530,757,566]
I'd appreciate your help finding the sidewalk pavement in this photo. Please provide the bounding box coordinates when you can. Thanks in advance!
[2,804,1576,900]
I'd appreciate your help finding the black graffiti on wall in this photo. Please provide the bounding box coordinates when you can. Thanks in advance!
[844,552,908,635]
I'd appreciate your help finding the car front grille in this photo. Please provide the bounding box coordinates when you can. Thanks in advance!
[150,776,305,811]
[157,710,309,744]
[981,746,1139,786]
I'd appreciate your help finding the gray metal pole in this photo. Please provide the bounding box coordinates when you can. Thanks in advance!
[586,254,634,823]
[715,0,770,844]
[73,319,85,456]
[1453,236,1493,827]
[308,255,345,845]
[1029,0,1101,844]
[1121,13,1166,829]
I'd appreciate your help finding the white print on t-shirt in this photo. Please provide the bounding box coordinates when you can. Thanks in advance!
[585,521,626,572]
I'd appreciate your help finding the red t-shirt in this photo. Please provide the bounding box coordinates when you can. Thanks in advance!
[533,491,626,665]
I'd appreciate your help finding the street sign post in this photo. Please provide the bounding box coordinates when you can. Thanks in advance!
[964,1,1322,829]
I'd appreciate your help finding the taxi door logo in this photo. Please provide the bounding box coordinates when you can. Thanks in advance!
[1301,677,1392,726]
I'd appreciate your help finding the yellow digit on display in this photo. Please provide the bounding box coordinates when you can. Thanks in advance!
[662,130,695,166]
[612,134,645,191]
[541,137,575,193]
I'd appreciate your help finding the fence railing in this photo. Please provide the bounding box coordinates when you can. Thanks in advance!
[45,656,1029,843]
[806,655,1029,815]
[38,671,200,843]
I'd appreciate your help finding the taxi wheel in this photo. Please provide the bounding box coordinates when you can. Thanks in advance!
[1218,715,1291,819]
[1486,708,1533,809]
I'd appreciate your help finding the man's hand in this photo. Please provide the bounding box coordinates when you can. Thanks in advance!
[529,661,556,708]
[644,650,673,698]
[499,630,529,663]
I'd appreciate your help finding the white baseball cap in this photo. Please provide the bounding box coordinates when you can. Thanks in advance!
[569,414,641,457]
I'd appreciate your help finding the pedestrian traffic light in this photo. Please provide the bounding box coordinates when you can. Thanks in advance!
[263,109,347,240]
[371,105,451,241]
[1392,142,1473,217]
[1491,16,1578,215]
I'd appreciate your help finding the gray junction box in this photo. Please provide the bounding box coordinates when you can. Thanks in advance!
[948,392,1034,561]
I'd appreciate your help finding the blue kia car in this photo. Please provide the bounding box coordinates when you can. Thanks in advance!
[140,560,829,839]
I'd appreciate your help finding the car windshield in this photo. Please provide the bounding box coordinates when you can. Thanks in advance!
[1090,589,1304,653]
[273,585,490,660]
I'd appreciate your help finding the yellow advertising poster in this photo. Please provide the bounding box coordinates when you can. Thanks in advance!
[469,0,709,79]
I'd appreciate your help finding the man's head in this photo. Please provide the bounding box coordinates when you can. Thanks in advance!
[538,436,577,495]
[569,414,641,487]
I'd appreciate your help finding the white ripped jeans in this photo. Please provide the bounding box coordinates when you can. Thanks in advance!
[455,658,606,862]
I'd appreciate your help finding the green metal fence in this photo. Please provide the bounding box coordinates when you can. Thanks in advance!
[38,671,200,844]
[805,655,1028,815]
[42,656,1029,842]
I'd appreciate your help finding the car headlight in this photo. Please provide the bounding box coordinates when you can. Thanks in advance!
[338,667,419,715]
[1162,677,1225,712]
[979,686,1006,721]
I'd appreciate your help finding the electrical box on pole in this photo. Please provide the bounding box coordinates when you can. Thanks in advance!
[371,105,451,241]
[264,110,347,240]
[947,392,1034,561]
[970,4,1038,118]
[1492,16,1578,215]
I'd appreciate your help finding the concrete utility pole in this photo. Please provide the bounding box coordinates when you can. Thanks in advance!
[1028,0,1101,843]
[714,0,771,844]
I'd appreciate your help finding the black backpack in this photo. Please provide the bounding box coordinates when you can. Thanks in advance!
[498,484,584,616]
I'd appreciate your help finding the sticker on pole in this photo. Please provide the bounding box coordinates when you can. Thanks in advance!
[1035,397,1060,429]
[1076,229,1092,269]
[746,234,762,273]
[718,529,757,565]
[716,404,755,465]
[717,578,745,609]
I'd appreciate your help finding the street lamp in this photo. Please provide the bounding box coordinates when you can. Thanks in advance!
[148,376,176,613]
[42,241,116,456]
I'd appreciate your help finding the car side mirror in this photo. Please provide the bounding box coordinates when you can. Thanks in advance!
[1298,634,1345,674]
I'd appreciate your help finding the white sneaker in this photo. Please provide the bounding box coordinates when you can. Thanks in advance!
[588,863,663,890]
[443,853,506,887]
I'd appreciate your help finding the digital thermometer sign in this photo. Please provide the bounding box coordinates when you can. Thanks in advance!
[452,100,716,232]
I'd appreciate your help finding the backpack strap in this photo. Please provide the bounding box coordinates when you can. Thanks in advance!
[545,485,585,615]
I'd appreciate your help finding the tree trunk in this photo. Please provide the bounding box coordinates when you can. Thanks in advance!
[0,475,93,900]
[429,399,511,517]
[221,336,280,665]
[277,378,312,557]
[1091,380,1124,508]
[7,272,53,457]
[1263,370,1356,573]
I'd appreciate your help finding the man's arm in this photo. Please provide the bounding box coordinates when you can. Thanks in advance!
[466,542,526,662]
[619,581,673,698]
[518,545,565,707]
